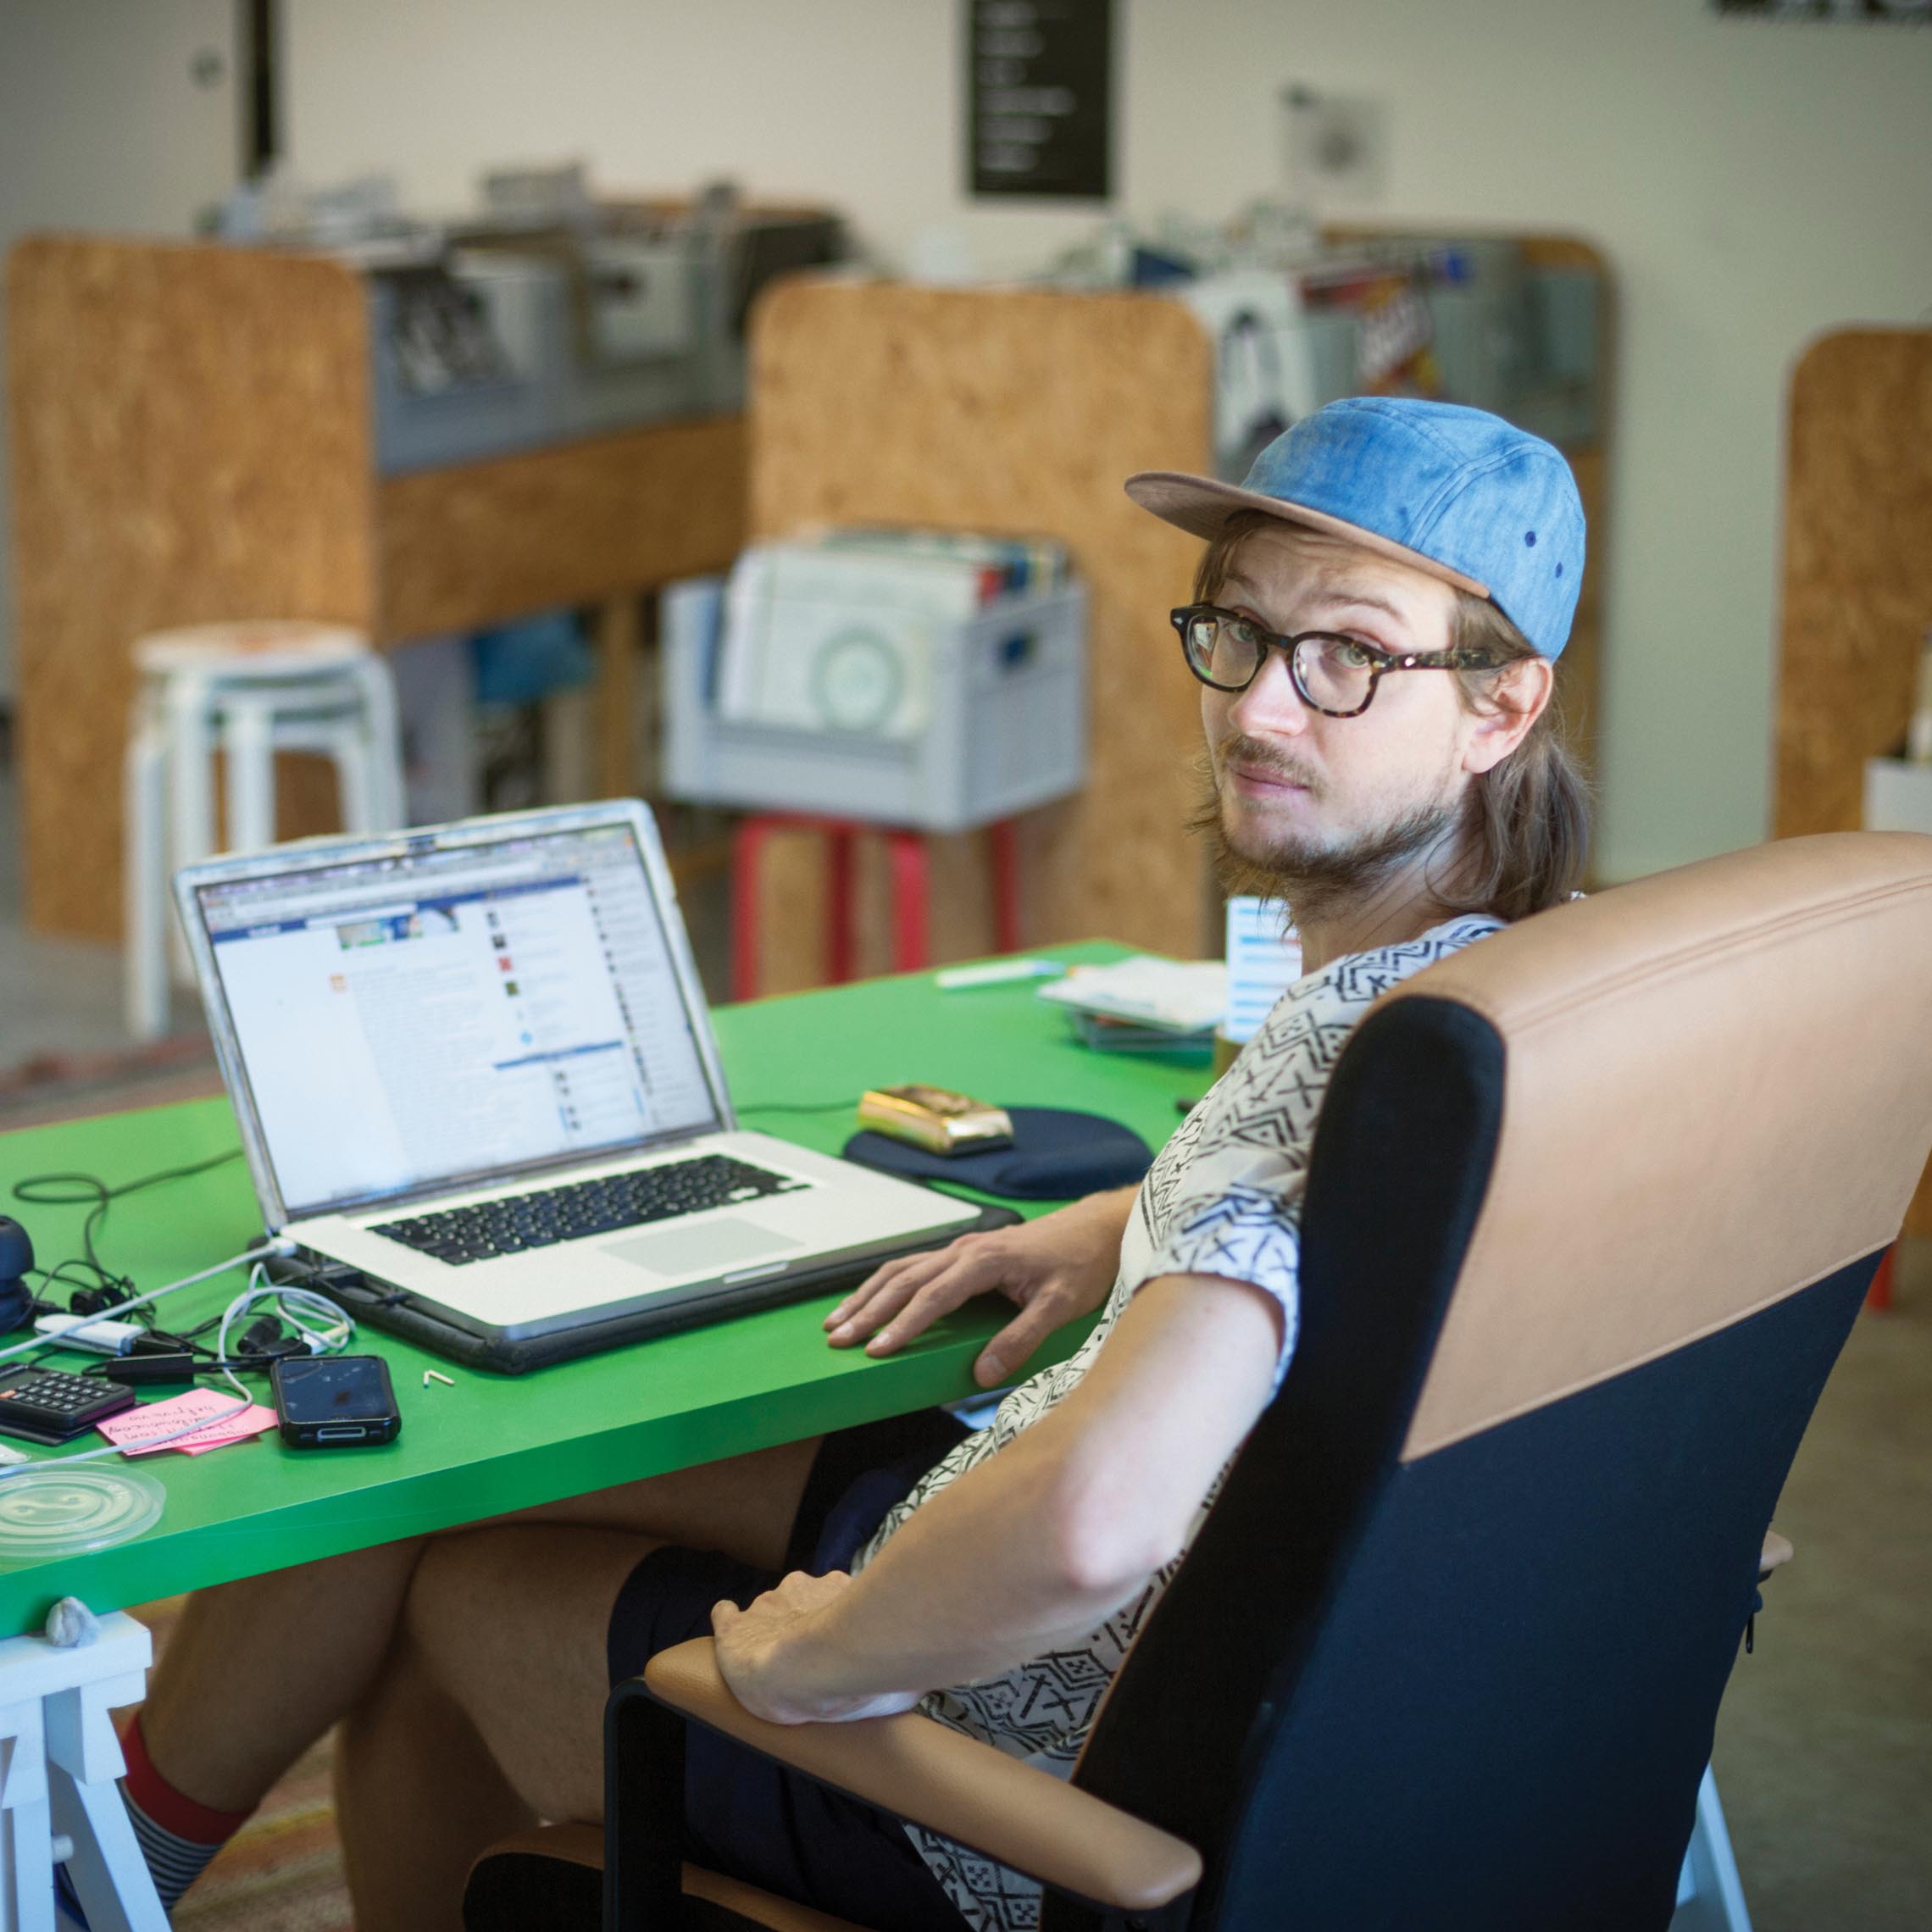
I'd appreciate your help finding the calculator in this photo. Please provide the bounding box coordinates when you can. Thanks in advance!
[0,1368,138,1444]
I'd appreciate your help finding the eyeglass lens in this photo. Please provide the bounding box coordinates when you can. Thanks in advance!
[1181,612,1377,713]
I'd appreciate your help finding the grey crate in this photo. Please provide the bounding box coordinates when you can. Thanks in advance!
[662,575,1087,833]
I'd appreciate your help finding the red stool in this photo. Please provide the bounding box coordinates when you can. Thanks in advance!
[1867,1241,1897,1313]
[731,814,1021,1002]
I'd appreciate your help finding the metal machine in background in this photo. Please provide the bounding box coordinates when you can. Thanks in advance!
[1063,210,1603,485]
[223,164,846,474]
[1177,236,1603,485]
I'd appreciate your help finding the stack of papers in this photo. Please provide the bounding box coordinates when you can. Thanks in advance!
[1039,955,1227,1057]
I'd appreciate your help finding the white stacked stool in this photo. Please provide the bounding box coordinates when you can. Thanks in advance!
[124,621,405,1040]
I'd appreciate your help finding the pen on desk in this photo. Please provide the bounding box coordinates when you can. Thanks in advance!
[423,1369,454,1388]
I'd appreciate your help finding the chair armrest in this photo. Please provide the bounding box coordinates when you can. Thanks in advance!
[1760,1530,1794,1577]
[641,1638,1202,1913]
[476,1822,603,1870]
[464,1823,870,1932]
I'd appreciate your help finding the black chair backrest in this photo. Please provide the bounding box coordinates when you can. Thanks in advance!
[1064,833,1932,1932]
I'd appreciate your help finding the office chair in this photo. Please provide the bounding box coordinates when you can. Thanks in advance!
[464,830,1932,1932]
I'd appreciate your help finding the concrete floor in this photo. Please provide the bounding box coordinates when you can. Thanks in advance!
[1712,1246,1932,1930]
[1,754,1927,1925]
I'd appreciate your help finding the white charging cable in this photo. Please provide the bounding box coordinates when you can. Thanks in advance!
[0,1241,283,1368]
[0,1249,355,1476]
[213,1272,356,1391]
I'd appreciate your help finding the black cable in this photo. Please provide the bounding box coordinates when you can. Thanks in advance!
[82,1354,276,1379]
[28,1258,126,1298]
[11,1150,245,1308]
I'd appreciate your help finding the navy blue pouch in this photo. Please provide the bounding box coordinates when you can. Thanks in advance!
[842,1105,1154,1202]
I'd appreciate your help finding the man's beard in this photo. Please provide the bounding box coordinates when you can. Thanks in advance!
[1190,739,1462,924]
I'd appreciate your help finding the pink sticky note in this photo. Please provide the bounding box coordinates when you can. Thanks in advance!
[175,1407,278,1452]
[97,1390,279,1457]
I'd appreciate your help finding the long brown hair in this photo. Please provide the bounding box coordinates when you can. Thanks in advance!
[1192,513,1593,920]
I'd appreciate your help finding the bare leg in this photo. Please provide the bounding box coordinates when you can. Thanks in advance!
[339,1526,650,1929]
[335,1627,538,1932]
[139,1434,819,1813]
[140,1538,428,1811]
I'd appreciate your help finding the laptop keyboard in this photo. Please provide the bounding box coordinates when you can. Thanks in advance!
[369,1154,806,1267]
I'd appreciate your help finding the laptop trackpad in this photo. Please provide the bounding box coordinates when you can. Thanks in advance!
[604,1219,798,1279]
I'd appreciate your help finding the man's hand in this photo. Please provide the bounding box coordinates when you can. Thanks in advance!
[712,1571,925,1724]
[824,1188,1135,1388]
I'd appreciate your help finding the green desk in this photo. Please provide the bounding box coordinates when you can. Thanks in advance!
[0,945,1199,1634]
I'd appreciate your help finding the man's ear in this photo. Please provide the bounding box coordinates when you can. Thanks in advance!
[1462,656,1553,776]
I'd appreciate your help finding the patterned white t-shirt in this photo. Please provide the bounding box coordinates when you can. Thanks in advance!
[850,914,1504,1931]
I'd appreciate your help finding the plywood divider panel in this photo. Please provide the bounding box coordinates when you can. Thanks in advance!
[6,236,374,941]
[1773,326,1932,1235]
[1774,330,1932,838]
[374,415,746,640]
[745,280,1213,994]
[8,234,751,947]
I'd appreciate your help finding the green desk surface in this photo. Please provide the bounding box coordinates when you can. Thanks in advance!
[0,944,1204,1632]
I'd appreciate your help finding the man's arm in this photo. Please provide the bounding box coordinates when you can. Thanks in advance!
[714,1269,1285,1723]
[825,1185,1139,1387]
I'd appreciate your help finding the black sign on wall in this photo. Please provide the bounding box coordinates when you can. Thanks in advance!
[968,0,1114,200]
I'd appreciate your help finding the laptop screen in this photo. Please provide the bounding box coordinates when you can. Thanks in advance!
[192,819,724,1221]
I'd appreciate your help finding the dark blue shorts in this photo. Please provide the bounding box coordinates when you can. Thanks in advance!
[606,1407,971,1932]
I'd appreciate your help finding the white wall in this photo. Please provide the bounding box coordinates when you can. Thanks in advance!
[130,2,1932,875]
[0,0,237,702]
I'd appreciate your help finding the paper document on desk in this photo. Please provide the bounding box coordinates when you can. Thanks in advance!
[1038,956,1228,1035]
[1224,897,1303,1043]
[97,1390,279,1457]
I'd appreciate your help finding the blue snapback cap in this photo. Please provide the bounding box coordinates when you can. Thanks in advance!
[1125,397,1585,660]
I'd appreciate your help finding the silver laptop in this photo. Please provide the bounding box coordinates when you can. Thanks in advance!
[175,802,981,1347]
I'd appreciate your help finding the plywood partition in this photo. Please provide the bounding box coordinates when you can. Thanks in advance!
[1773,326,1932,1235]
[745,280,1214,993]
[1774,329,1932,838]
[7,234,749,947]
[6,237,375,941]
[375,415,747,641]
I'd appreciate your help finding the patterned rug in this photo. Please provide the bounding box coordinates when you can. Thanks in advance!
[129,1601,353,1932]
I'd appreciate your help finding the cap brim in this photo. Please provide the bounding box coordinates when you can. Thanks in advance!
[1124,470,1491,601]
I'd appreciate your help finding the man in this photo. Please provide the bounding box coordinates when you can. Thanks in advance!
[113,398,1589,1932]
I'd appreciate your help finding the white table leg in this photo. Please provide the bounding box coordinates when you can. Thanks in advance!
[0,1699,53,1932]
[1671,1765,1752,1932]
[0,1616,163,1932]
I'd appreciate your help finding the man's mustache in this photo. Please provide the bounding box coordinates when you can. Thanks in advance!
[1214,735,1325,797]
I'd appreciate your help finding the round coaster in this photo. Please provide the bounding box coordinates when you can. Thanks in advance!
[0,1464,166,1557]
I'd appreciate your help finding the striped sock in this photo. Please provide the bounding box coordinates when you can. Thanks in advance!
[117,1715,252,1910]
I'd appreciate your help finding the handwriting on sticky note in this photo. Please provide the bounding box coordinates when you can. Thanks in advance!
[97,1389,279,1457]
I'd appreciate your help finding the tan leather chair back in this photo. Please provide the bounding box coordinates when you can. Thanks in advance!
[1386,831,1932,1461]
